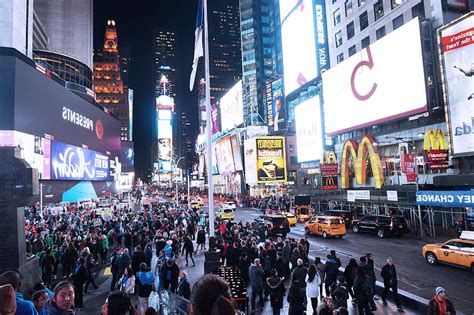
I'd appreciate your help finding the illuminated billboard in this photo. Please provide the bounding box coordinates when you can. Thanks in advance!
[295,97,323,163]
[280,0,318,95]
[120,141,134,171]
[220,80,243,131]
[51,141,110,181]
[128,89,134,141]
[256,137,287,183]
[244,138,257,184]
[439,13,474,156]
[158,138,172,161]
[0,55,121,158]
[323,17,427,135]
[231,135,243,171]
[215,137,235,175]
[270,78,286,131]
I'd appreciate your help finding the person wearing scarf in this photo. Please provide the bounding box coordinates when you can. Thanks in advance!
[428,287,456,315]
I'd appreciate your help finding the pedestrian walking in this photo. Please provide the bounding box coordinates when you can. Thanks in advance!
[249,258,265,310]
[136,263,154,315]
[196,228,206,252]
[353,267,372,315]
[287,283,305,315]
[71,258,88,311]
[428,287,456,315]
[381,257,404,312]
[181,235,195,267]
[343,258,358,302]
[306,264,321,315]
[324,254,339,298]
[266,269,285,315]
[160,258,179,292]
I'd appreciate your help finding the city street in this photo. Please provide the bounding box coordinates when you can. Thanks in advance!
[234,207,474,314]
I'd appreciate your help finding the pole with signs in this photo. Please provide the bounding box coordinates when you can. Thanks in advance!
[203,0,215,239]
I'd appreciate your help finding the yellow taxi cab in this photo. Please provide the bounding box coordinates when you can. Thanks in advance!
[216,206,235,221]
[422,231,474,272]
[190,198,204,210]
[304,215,346,239]
[281,212,297,226]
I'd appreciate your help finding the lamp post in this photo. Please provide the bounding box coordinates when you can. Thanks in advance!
[174,157,185,208]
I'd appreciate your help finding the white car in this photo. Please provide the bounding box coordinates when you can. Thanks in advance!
[224,201,236,209]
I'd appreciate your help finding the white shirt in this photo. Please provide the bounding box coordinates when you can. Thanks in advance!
[306,273,321,298]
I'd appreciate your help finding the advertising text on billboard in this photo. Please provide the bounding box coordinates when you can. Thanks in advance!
[256,137,287,183]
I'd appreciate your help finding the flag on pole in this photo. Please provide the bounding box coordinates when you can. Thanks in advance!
[189,0,204,91]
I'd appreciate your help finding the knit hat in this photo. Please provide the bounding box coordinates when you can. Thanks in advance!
[435,287,445,295]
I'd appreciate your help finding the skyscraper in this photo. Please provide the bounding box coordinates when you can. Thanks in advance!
[239,0,281,126]
[93,20,130,141]
[208,0,242,101]
[153,28,177,98]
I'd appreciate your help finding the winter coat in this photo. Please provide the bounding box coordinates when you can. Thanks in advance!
[182,239,194,254]
[427,296,456,315]
[353,274,371,300]
[248,264,264,288]
[287,285,305,315]
[197,230,206,244]
[131,251,147,273]
[291,266,307,289]
[72,265,88,286]
[381,264,398,286]
[324,259,339,285]
[117,254,130,274]
[136,271,154,298]
[306,273,321,298]
[177,278,191,300]
[266,276,285,309]
[118,275,135,295]
[43,300,75,315]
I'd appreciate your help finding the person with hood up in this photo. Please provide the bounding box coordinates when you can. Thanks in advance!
[160,258,180,292]
[136,263,154,315]
[324,254,339,297]
[266,269,285,315]
[428,287,456,315]
[43,281,75,315]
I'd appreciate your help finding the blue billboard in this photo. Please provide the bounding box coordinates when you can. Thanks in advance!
[416,191,474,208]
[51,141,110,181]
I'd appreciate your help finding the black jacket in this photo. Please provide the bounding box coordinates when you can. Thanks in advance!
[287,285,305,315]
[291,266,307,288]
[181,238,194,254]
[353,274,371,299]
[428,297,456,315]
[72,265,88,286]
[381,264,398,286]
[267,276,285,309]
[177,279,191,300]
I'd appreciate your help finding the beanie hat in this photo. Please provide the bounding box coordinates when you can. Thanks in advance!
[435,287,445,295]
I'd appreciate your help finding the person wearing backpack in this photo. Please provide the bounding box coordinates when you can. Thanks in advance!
[353,267,372,315]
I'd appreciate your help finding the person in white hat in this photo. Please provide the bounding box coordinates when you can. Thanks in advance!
[427,287,456,315]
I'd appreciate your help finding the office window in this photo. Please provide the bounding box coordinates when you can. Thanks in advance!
[333,8,341,26]
[391,0,406,9]
[359,11,368,31]
[358,0,367,6]
[335,31,343,47]
[411,2,425,18]
[374,0,384,21]
[349,45,356,56]
[361,36,370,48]
[345,0,353,16]
[346,21,355,39]
[376,26,386,39]
[393,14,404,30]
[337,53,344,64]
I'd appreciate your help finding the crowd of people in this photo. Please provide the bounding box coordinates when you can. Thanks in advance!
[0,188,458,315]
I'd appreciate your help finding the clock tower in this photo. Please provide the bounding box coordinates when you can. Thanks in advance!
[93,20,131,142]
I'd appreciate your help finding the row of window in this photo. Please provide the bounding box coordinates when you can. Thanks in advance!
[334,0,407,25]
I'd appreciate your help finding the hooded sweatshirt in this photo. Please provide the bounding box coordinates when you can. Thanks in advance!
[43,300,75,315]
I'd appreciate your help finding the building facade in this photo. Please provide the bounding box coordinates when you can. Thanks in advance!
[239,0,282,126]
[153,28,177,98]
[93,20,130,142]
[0,0,34,58]
[208,0,242,101]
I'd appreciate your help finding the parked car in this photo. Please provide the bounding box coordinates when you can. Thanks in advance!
[305,215,346,239]
[422,231,474,272]
[255,214,290,238]
[352,215,409,238]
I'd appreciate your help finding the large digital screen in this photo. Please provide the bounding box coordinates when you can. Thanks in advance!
[231,135,243,171]
[158,138,172,161]
[158,160,172,173]
[244,138,257,184]
[271,79,286,131]
[211,102,220,135]
[256,137,287,183]
[439,14,473,156]
[51,141,110,181]
[295,97,323,162]
[220,80,243,131]
[280,0,318,96]
[322,17,427,135]
[215,137,235,175]
[0,55,121,158]
[120,141,134,171]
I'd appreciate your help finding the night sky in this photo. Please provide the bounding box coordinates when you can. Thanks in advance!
[94,0,199,180]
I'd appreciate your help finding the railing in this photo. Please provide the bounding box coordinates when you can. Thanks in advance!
[158,290,190,315]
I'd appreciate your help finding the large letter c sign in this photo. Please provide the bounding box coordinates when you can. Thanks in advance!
[351,46,377,101]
